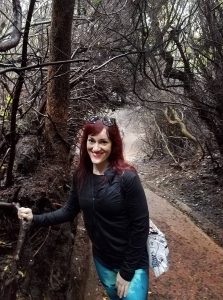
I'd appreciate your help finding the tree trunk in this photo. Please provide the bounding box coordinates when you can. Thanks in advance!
[45,0,75,165]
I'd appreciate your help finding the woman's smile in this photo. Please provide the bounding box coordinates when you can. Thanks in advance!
[92,151,104,157]
[90,151,106,159]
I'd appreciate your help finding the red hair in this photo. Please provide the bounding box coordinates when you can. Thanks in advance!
[76,120,135,187]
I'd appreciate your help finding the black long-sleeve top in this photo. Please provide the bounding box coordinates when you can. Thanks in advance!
[33,168,149,281]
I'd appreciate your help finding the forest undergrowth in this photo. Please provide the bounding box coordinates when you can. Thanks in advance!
[138,156,223,247]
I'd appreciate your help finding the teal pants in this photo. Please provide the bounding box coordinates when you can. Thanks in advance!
[94,258,149,300]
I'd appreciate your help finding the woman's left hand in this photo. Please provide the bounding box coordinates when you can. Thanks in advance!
[116,272,130,298]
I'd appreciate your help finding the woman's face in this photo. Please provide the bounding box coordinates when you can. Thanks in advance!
[87,128,112,169]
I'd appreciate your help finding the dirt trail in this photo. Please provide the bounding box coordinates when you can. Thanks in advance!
[146,188,223,299]
[84,109,223,299]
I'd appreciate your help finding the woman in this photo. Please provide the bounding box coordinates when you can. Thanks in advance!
[18,116,149,300]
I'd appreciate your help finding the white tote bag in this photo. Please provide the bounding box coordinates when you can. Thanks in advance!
[147,219,169,277]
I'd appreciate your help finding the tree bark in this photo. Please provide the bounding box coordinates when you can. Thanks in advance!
[45,0,75,165]
[5,0,36,187]
[0,0,22,51]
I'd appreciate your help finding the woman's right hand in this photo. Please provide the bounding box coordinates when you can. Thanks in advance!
[18,207,33,222]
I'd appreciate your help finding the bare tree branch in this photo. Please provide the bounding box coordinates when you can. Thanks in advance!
[0,0,22,51]
[5,0,36,187]
[0,58,89,75]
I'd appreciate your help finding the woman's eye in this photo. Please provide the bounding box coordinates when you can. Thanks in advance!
[100,140,108,145]
[88,138,95,143]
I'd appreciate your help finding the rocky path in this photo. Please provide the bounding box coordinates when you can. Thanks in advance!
[84,109,223,299]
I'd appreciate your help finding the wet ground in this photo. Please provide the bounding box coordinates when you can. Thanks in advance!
[84,109,223,299]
